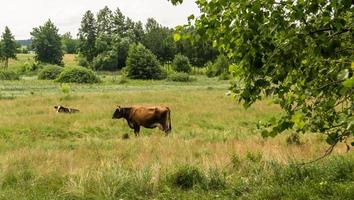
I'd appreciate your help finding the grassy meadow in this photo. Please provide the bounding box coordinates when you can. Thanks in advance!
[0,55,353,199]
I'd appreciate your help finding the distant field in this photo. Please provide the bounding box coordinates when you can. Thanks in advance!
[0,74,353,199]
[6,53,78,68]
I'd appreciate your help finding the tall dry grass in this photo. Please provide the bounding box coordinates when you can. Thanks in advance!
[0,87,352,199]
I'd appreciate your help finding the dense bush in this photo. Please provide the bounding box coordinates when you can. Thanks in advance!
[0,70,20,80]
[37,65,63,80]
[168,72,194,82]
[172,54,192,73]
[56,66,100,84]
[171,165,207,190]
[16,62,42,75]
[126,43,166,80]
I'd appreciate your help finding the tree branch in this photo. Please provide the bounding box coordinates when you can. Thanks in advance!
[297,142,337,165]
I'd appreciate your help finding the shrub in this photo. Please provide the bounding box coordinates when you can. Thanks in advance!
[172,54,192,73]
[37,65,63,80]
[0,70,20,80]
[126,43,166,80]
[168,72,195,82]
[56,66,100,84]
[171,165,207,190]
[17,62,42,74]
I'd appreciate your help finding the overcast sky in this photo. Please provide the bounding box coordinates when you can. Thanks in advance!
[0,0,200,40]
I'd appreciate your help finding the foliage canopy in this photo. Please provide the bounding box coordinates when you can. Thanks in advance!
[171,0,354,147]
[31,20,63,65]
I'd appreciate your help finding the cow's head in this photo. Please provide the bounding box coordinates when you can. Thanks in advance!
[112,106,124,119]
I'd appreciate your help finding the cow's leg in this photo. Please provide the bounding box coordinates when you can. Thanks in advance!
[165,109,171,135]
[161,122,169,135]
[162,116,171,135]
[134,125,140,136]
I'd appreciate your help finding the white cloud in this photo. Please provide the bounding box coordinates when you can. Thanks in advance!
[0,0,199,39]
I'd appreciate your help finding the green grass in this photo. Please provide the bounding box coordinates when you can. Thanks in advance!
[0,55,353,199]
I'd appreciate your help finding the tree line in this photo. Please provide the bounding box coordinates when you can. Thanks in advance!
[0,6,218,71]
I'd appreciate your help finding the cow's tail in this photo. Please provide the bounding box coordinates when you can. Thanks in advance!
[166,107,171,134]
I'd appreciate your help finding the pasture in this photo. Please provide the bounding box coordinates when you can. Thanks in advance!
[0,56,353,199]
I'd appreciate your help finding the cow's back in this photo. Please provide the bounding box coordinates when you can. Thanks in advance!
[131,106,169,125]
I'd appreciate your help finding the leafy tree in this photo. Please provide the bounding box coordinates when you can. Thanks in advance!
[95,6,114,56]
[62,32,78,54]
[93,50,118,71]
[171,0,354,149]
[31,20,63,65]
[143,18,176,62]
[112,8,126,37]
[96,6,113,35]
[172,54,191,73]
[126,43,166,80]
[175,29,217,67]
[132,21,145,43]
[113,37,132,69]
[0,26,17,68]
[95,33,111,55]
[78,10,97,63]
[92,36,133,71]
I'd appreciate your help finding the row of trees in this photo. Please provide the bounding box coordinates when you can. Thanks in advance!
[77,6,217,70]
[2,6,219,72]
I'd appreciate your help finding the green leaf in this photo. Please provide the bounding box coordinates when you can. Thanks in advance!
[342,77,354,88]
[173,33,181,42]
[188,14,195,21]
[291,113,305,129]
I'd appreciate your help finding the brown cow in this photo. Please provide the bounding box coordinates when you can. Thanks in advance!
[112,106,171,136]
